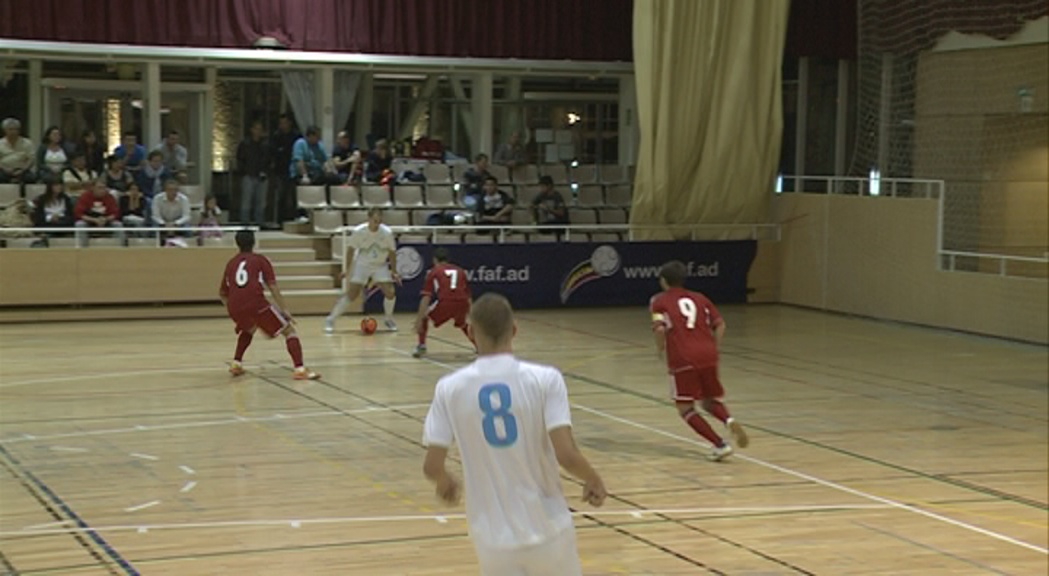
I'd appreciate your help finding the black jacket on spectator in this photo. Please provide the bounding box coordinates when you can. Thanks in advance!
[237,136,270,177]
[270,128,299,180]
[364,151,392,182]
[32,192,74,227]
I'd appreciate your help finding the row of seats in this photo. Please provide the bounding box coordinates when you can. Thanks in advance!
[332,231,626,254]
[390,162,633,187]
[297,183,633,211]
[313,206,630,234]
[0,183,208,209]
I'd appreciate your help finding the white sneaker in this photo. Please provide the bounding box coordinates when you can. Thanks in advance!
[412,345,427,358]
[384,318,398,332]
[707,444,734,462]
[728,420,749,449]
[324,318,335,334]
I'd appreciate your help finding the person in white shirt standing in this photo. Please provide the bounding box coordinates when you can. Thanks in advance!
[324,207,400,333]
[422,293,606,576]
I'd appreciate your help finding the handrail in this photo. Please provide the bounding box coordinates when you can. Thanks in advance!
[939,249,1049,278]
[779,175,945,199]
[331,223,782,243]
[0,226,257,248]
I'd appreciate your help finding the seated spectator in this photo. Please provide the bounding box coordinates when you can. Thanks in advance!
[36,126,73,180]
[364,139,392,183]
[78,129,105,174]
[119,182,150,229]
[151,179,191,244]
[290,125,337,185]
[75,179,124,247]
[531,175,569,233]
[33,179,75,229]
[197,195,224,244]
[114,131,147,171]
[460,153,490,204]
[494,131,525,168]
[63,151,98,194]
[476,176,514,232]
[153,130,188,181]
[0,198,34,241]
[0,118,37,184]
[104,154,135,194]
[137,151,172,199]
[329,131,361,183]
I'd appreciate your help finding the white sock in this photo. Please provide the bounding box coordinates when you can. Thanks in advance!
[383,296,396,320]
[328,294,350,322]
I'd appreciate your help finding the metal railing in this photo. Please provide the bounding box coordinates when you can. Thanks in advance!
[0,226,256,248]
[779,175,945,199]
[332,222,781,244]
[940,250,1049,278]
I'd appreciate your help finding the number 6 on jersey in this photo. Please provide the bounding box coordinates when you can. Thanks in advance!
[479,383,518,447]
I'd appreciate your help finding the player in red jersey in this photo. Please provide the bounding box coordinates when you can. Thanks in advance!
[412,247,472,358]
[650,260,748,461]
[219,229,320,380]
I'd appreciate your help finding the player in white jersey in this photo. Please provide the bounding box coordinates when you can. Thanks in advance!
[324,207,400,333]
[423,293,606,576]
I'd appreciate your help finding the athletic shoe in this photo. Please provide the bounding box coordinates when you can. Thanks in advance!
[324,318,335,334]
[293,367,321,380]
[412,345,427,358]
[708,444,734,462]
[729,420,749,449]
[229,362,246,377]
[384,318,398,332]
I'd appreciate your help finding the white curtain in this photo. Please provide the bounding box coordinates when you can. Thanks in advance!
[281,70,316,129]
[333,71,362,137]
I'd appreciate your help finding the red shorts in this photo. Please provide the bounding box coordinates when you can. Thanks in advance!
[229,303,289,337]
[428,300,470,328]
[668,366,724,402]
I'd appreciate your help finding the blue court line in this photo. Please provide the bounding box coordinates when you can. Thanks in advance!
[0,444,139,575]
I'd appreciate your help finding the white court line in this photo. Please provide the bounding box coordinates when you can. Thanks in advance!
[124,500,161,513]
[180,465,196,475]
[8,504,889,537]
[21,520,72,531]
[572,403,1049,556]
[130,453,159,461]
[403,348,1049,556]
[0,403,431,444]
[49,446,89,453]
[180,481,197,493]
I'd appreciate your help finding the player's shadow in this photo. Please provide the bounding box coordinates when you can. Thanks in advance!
[579,437,704,460]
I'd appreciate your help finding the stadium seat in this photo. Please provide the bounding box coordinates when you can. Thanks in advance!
[516,186,542,206]
[567,232,590,243]
[568,208,598,225]
[425,185,456,207]
[511,208,532,226]
[384,210,411,226]
[575,185,604,207]
[345,209,369,226]
[541,164,569,185]
[502,231,529,243]
[598,208,628,224]
[181,185,204,208]
[463,233,493,244]
[590,233,622,243]
[296,186,328,209]
[600,164,627,184]
[397,234,429,244]
[452,163,471,182]
[330,185,361,208]
[361,185,392,207]
[412,209,438,226]
[393,185,424,207]
[510,164,539,185]
[572,164,598,184]
[433,234,461,244]
[423,163,452,184]
[0,184,19,206]
[24,183,46,200]
[488,164,509,184]
[528,233,558,243]
[605,184,632,207]
[312,209,344,234]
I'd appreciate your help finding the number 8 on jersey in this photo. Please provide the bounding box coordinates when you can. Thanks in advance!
[479,383,518,447]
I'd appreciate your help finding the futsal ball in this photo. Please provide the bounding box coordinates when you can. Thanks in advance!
[360,317,378,335]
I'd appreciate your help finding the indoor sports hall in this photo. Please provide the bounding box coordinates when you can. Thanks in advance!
[0,1,1046,575]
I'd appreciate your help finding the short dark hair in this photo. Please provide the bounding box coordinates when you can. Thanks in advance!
[658,260,688,288]
[147,150,163,161]
[538,175,554,187]
[469,293,514,344]
[235,230,255,252]
[167,129,179,136]
[484,176,498,185]
[70,150,86,161]
[474,153,488,163]
[305,125,321,137]
[433,247,450,263]
[367,207,383,217]
[122,131,137,138]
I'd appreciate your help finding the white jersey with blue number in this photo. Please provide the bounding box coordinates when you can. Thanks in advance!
[423,353,573,550]
[348,222,395,267]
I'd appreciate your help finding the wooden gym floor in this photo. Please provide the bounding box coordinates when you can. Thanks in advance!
[0,305,1046,575]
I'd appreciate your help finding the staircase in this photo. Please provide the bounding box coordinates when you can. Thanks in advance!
[258,231,340,315]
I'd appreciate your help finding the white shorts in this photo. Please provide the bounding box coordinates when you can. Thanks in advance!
[348,260,393,285]
[474,529,582,576]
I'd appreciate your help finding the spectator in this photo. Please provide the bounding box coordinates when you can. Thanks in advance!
[78,129,105,174]
[104,154,134,194]
[0,118,37,184]
[33,179,75,229]
[63,151,98,194]
[270,113,300,223]
[236,120,269,227]
[291,125,338,186]
[329,130,361,184]
[531,175,569,234]
[197,194,224,244]
[476,176,515,232]
[154,129,188,181]
[75,178,123,247]
[460,153,490,205]
[494,131,525,168]
[113,131,147,171]
[151,179,191,244]
[36,126,73,180]
[364,139,392,183]
[137,150,172,199]
[119,182,150,230]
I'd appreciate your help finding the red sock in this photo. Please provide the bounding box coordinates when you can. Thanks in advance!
[702,399,731,424]
[234,332,253,362]
[285,335,304,368]
[418,319,429,346]
[682,409,724,447]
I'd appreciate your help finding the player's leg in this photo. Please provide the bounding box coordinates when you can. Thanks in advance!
[518,529,583,576]
[279,324,321,380]
[697,366,749,449]
[474,543,527,576]
[230,326,256,376]
[672,371,731,461]
[324,279,364,333]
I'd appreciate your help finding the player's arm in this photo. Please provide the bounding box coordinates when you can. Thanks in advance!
[387,247,401,284]
[340,246,355,281]
[712,319,726,346]
[651,309,668,357]
[546,371,606,507]
[218,277,229,306]
[422,386,460,505]
[260,259,294,321]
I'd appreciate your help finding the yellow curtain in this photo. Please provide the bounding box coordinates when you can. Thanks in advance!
[631,0,790,240]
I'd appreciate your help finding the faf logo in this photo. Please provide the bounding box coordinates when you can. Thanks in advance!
[559,245,621,304]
